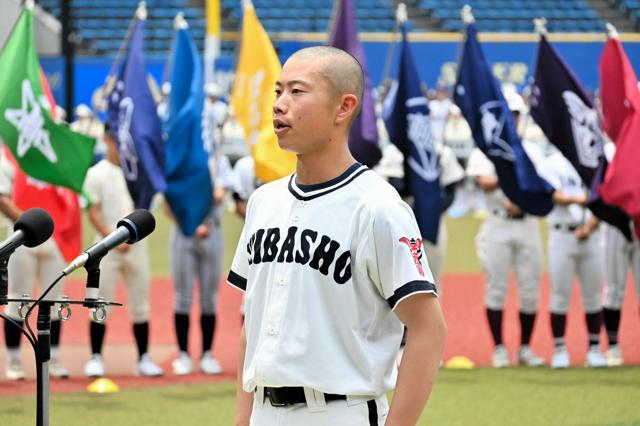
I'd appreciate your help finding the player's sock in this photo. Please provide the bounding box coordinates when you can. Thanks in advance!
[133,322,149,359]
[602,307,621,346]
[585,311,602,348]
[175,313,190,353]
[519,311,536,346]
[550,312,566,348]
[4,318,23,350]
[50,319,61,347]
[200,313,216,354]
[90,321,106,355]
[486,308,503,346]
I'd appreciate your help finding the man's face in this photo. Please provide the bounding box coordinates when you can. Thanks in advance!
[272,57,338,154]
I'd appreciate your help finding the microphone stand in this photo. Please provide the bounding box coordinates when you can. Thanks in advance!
[2,272,121,426]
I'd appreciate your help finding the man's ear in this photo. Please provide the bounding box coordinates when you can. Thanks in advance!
[335,94,359,125]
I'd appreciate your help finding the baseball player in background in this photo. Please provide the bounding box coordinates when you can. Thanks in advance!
[82,124,163,377]
[465,89,545,368]
[537,150,607,368]
[601,142,640,366]
[228,46,446,426]
[169,152,234,376]
[0,151,70,380]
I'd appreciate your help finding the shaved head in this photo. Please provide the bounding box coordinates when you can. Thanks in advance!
[286,46,364,115]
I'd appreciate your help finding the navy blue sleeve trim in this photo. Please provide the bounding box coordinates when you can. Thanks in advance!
[387,280,437,310]
[227,270,247,291]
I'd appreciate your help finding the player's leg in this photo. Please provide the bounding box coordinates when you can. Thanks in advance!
[37,240,70,378]
[123,242,162,377]
[547,230,576,369]
[170,227,197,375]
[83,250,120,377]
[514,219,544,367]
[601,224,629,366]
[424,218,447,291]
[476,220,512,367]
[631,240,640,314]
[4,245,37,380]
[197,227,223,375]
[577,233,607,368]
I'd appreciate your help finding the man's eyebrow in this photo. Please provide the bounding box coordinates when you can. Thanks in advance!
[275,79,312,87]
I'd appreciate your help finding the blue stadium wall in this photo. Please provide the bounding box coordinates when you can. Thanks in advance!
[41,37,640,112]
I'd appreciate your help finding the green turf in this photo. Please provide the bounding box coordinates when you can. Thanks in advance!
[2,368,639,425]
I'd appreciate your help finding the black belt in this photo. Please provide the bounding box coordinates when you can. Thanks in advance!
[492,209,525,220]
[553,223,580,232]
[262,386,347,407]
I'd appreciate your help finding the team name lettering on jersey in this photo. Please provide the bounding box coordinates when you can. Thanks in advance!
[246,226,351,284]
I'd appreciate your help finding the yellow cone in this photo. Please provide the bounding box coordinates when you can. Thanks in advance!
[87,378,120,393]
[445,356,475,369]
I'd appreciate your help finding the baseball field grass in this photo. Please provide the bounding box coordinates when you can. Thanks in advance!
[1,208,637,425]
[2,367,640,425]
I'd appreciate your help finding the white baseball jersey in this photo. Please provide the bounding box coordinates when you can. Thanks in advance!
[537,152,591,226]
[233,155,259,202]
[228,163,436,397]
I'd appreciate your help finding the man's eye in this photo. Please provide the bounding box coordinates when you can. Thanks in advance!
[275,89,282,95]
[292,88,302,94]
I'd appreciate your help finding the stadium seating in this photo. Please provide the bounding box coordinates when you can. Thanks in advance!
[616,0,640,31]
[418,0,606,32]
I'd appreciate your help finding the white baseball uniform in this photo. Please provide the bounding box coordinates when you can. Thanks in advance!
[537,152,601,313]
[466,146,543,313]
[228,163,436,425]
[0,154,66,319]
[83,159,150,322]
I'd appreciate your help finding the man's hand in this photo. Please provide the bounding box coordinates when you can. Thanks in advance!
[504,200,522,215]
[116,243,130,253]
[195,224,210,239]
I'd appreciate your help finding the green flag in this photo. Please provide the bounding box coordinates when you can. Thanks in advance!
[0,6,95,193]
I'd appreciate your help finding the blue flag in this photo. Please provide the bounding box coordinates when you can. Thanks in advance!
[453,23,553,216]
[328,0,381,168]
[529,35,631,240]
[383,24,441,244]
[163,26,213,236]
[108,18,166,209]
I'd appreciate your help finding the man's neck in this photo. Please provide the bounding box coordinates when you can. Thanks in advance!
[295,144,356,185]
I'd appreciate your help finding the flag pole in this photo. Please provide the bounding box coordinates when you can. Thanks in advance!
[518,17,548,140]
[605,22,619,40]
[379,3,405,103]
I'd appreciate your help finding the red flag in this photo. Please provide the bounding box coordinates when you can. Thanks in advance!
[2,70,82,262]
[599,38,640,140]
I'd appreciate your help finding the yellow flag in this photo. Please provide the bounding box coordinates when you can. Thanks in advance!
[230,1,296,182]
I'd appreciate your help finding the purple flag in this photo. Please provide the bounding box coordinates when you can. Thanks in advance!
[328,0,381,167]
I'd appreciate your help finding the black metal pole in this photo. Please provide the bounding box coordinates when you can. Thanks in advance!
[36,301,52,426]
[60,0,74,116]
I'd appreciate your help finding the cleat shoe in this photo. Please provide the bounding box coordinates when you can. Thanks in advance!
[5,359,26,381]
[200,351,223,375]
[585,346,607,368]
[49,358,70,379]
[172,352,193,376]
[136,354,163,377]
[492,345,510,368]
[606,345,623,367]
[518,346,545,367]
[84,354,105,378]
[551,347,570,369]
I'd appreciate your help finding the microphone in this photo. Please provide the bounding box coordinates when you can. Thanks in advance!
[0,208,54,257]
[0,208,54,303]
[63,209,156,277]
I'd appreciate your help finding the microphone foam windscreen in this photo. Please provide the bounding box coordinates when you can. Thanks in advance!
[117,209,156,244]
[14,208,54,247]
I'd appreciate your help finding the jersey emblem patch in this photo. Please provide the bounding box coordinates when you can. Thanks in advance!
[399,237,425,276]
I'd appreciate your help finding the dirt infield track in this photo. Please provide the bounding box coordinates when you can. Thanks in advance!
[1,273,638,395]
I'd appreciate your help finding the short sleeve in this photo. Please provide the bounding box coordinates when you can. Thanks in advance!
[228,196,254,291]
[216,155,235,189]
[363,198,437,311]
[0,155,15,196]
[83,165,102,205]
[466,148,495,177]
[439,145,465,186]
[233,156,256,202]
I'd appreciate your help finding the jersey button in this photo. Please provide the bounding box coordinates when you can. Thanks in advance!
[298,200,306,208]
[292,216,299,223]
[267,326,278,336]
[277,277,286,286]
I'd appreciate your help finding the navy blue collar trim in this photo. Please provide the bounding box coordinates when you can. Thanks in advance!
[288,163,369,201]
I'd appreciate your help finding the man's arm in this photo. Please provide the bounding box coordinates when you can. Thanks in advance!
[236,325,254,426]
[552,191,587,206]
[386,294,446,426]
[475,175,499,192]
[0,194,22,222]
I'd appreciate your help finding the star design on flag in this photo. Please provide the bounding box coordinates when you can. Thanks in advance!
[4,79,58,163]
